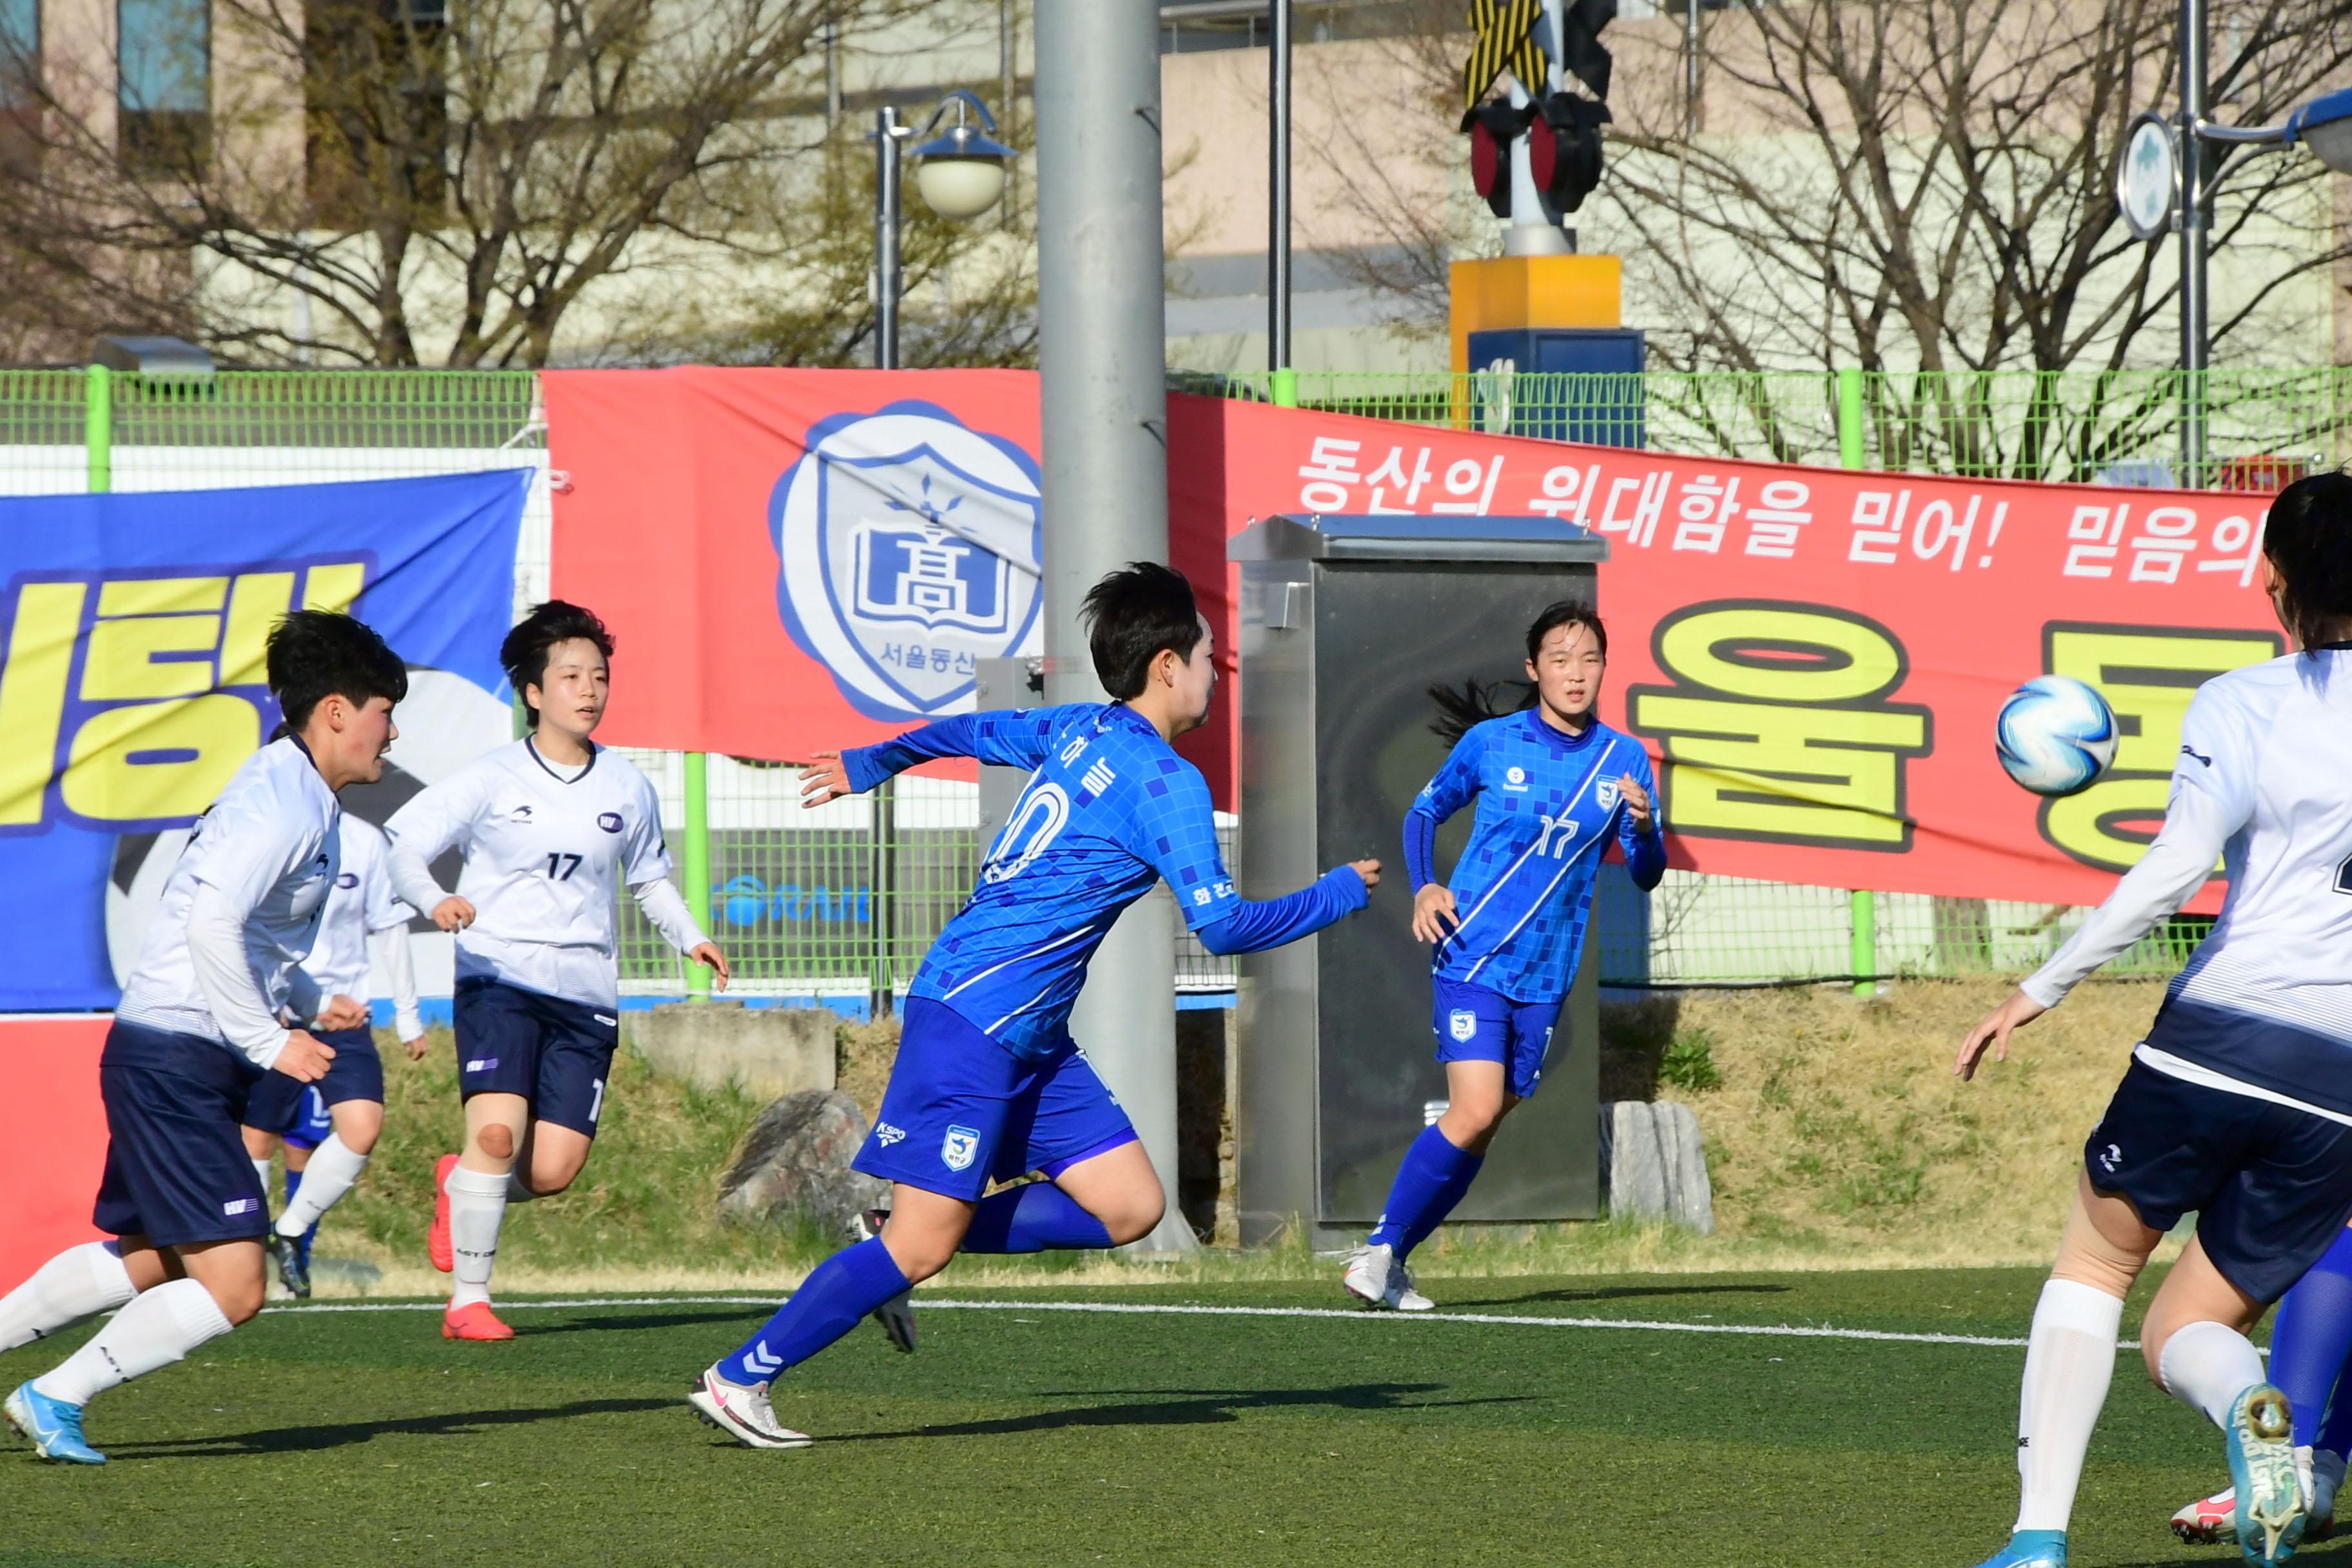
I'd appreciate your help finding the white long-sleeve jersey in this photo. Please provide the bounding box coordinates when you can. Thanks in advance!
[116,736,342,1071]
[302,816,424,1041]
[2023,647,2352,1121]
[383,738,709,1010]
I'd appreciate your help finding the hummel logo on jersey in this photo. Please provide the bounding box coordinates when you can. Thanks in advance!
[596,812,623,834]
[2181,744,2214,768]
[876,1122,906,1146]
[941,1124,981,1172]
[1503,766,1529,791]
[1081,759,1116,798]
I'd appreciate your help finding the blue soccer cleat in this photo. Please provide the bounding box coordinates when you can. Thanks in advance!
[5,1380,105,1465]
[1966,1529,2065,1568]
[2226,1384,2306,1565]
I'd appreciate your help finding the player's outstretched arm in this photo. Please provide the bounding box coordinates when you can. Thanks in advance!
[1197,860,1379,957]
[800,707,1089,809]
[369,923,429,1055]
[1400,729,1490,929]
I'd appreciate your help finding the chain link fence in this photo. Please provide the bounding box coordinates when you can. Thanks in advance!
[6,364,2311,994]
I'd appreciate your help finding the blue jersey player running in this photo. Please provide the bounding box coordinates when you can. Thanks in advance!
[1957,472,2352,1568]
[689,563,1379,1448]
[1342,603,1665,1312]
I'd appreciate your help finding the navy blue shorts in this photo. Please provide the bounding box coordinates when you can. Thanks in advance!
[853,998,1138,1202]
[2086,1056,2352,1303]
[93,1020,269,1249]
[1431,977,1564,1099]
[453,977,618,1137]
[245,1026,383,1148]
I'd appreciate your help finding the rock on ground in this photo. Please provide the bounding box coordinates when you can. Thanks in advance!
[1599,1100,1715,1235]
[717,1089,888,1237]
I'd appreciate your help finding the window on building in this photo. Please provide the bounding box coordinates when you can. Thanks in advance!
[119,0,210,170]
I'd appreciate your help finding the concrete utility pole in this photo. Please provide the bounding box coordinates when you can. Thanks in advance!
[1033,0,1193,1254]
[1269,0,1292,371]
[2179,0,2211,484]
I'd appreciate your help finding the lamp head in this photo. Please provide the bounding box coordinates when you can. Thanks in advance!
[912,91,1016,220]
[2287,86,2352,175]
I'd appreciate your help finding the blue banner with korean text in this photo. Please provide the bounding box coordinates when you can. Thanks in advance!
[0,471,526,1009]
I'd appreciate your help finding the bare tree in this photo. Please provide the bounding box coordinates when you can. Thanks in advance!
[1294,0,2352,416]
[0,0,1031,367]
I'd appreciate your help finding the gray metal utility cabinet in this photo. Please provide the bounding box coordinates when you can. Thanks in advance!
[1230,513,1609,1248]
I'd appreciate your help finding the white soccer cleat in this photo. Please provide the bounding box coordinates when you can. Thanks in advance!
[1342,1243,1400,1309]
[688,1366,812,1449]
[2172,1486,2236,1545]
[1393,1261,1434,1313]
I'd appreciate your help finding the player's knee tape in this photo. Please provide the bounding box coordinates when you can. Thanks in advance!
[2051,1191,2151,1299]
[476,1124,514,1161]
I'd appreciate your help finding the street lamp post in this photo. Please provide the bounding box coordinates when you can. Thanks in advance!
[872,90,1018,371]
[2119,26,2352,487]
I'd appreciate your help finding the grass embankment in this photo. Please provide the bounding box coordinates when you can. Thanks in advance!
[305,976,2177,1295]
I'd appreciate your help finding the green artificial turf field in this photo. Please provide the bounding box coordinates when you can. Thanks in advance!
[0,1268,2335,1567]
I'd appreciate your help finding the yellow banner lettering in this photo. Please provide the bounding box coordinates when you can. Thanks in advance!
[61,694,259,823]
[0,581,88,826]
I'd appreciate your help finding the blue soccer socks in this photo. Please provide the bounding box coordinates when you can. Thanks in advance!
[1367,1124,1485,1259]
[960,1182,1115,1254]
[718,1238,912,1386]
[2271,1226,2352,1449]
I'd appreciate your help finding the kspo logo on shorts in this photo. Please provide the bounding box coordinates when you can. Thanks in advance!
[222,1197,261,1217]
[941,1124,981,1172]
[1449,1010,1478,1043]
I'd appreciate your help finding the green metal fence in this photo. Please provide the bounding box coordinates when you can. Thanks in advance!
[1181,366,2352,491]
[8,362,2324,996]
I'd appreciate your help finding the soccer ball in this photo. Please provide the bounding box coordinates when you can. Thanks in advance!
[1995,675,2118,797]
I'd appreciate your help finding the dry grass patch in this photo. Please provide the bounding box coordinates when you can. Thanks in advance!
[1614,977,2177,1264]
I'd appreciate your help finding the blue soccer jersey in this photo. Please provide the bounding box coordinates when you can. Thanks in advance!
[1406,710,1666,1004]
[845,703,1367,1059]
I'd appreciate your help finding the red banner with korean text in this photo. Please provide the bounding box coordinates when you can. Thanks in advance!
[1190,397,2286,913]
[544,369,2285,910]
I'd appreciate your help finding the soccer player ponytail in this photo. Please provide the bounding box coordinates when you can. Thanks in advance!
[1426,602,1608,745]
[2264,472,2352,652]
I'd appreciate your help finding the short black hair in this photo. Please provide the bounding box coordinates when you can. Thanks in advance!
[267,611,407,732]
[1080,562,1204,700]
[501,600,614,728]
[2264,472,2352,651]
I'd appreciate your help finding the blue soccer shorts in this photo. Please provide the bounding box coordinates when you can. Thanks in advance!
[2086,1055,2352,1304]
[1431,976,1566,1100]
[453,977,618,1137]
[246,1024,383,1148]
[93,1020,270,1249]
[854,998,1139,1202]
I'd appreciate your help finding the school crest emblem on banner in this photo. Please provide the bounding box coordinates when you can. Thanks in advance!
[771,400,1044,720]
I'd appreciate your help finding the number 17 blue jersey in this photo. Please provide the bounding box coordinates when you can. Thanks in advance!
[846,703,1366,1061]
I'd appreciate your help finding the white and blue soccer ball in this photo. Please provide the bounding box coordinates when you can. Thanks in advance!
[1995,675,2119,797]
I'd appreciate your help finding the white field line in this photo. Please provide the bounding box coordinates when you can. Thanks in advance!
[269,1293,2146,1351]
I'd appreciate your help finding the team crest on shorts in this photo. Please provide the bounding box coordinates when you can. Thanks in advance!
[770,401,1044,721]
[1448,1010,1478,1043]
[941,1124,982,1172]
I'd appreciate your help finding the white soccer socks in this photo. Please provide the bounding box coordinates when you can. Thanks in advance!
[2014,1277,2126,1533]
[251,1155,274,1195]
[0,1241,137,1353]
[446,1163,510,1308]
[2159,1318,2270,1428]
[30,1277,231,1407]
[276,1133,370,1237]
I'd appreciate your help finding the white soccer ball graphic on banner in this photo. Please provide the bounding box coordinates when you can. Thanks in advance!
[1994,674,2119,798]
